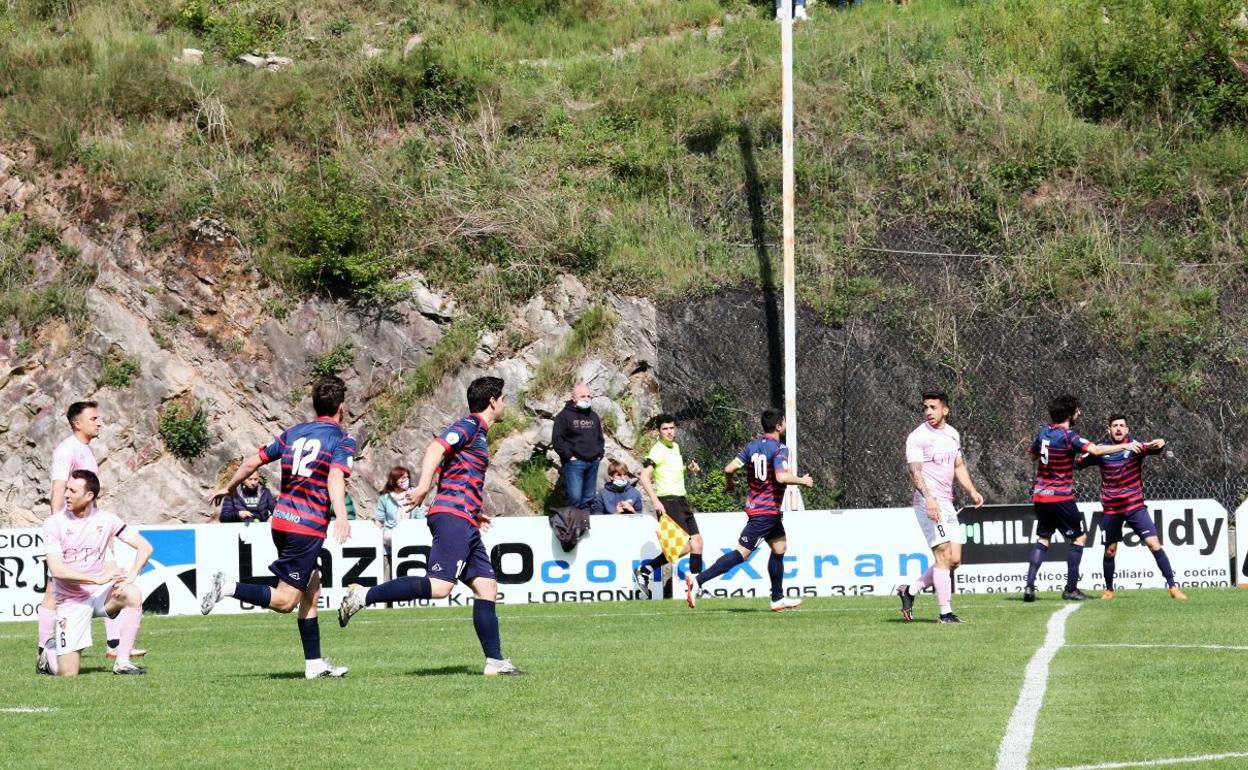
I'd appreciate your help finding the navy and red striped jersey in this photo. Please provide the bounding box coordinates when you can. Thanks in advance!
[259,417,356,539]
[1077,442,1156,515]
[735,436,789,517]
[429,414,490,526]
[1029,424,1092,503]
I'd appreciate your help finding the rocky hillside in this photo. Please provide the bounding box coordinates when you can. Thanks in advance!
[0,147,662,526]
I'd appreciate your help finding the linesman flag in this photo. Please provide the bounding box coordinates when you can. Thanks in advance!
[656,513,689,567]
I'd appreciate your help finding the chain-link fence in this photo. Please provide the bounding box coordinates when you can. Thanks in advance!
[660,235,1248,516]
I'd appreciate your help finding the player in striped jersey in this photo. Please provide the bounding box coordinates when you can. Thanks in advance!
[1077,414,1185,600]
[201,376,355,679]
[1024,395,1141,603]
[685,409,813,612]
[338,376,524,676]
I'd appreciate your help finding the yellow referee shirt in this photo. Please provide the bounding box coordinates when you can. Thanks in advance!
[645,440,686,498]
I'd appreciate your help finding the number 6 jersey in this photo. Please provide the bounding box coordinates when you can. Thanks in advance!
[259,416,356,539]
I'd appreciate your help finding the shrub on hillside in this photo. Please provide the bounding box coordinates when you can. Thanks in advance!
[1060,0,1248,129]
[349,47,478,123]
[159,396,210,461]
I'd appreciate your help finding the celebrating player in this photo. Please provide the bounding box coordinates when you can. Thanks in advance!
[37,401,145,674]
[895,391,984,624]
[631,414,702,594]
[1024,395,1141,602]
[1077,414,1185,600]
[338,376,525,676]
[201,375,355,680]
[685,408,813,611]
[40,470,151,676]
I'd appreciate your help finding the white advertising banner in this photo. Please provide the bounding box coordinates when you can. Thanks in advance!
[0,500,1230,621]
[1235,498,1248,587]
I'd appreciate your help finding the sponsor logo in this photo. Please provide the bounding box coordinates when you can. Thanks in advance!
[131,529,198,615]
[446,432,461,446]
[290,571,300,581]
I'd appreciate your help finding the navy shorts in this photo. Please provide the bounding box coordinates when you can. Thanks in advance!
[737,514,786,551]
[1034,500,1086,540]
[427,514,496,585]
[1101,507,1158,543]
[269,529,324,591]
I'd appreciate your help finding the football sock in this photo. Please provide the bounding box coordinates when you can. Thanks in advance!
[909,566,934,596]
[366,576,431,605]
[103,615,121,643]
[697,551,745,586]
[768,553,785,601]
[647,554,668,571]
[114,607,141,666]
[43,640,58,674]
[1065,544,1084,592]
[223,579,237,595]
[37,606,55,652]
[1026,543,1048,589]
[689,553,703,574]
[296,617,321,661]
[472,600,503,660]
[1153,548,1176,587]
[1103,556,1116,591]
[232,582,272,608]
[934,567,953,614]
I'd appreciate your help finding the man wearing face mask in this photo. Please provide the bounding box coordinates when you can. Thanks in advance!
[552,383,605,511]
[592,459,643,514]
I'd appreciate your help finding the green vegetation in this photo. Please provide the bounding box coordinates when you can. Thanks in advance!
[0,213,96,335]
[528,305,616,395]
[95,348,141,388]
[487,407,532,450]
[158,395,210,460]
[371,317,480,436]
[514,451,557,510]
[309,342,355,379]
[2,591,1244,768]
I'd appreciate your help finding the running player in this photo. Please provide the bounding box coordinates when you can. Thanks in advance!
[37,401,144,674]
[1077,414,1185,600]
[40,470,151,676]
[895,390,984,624]
[685,408,813,611]
[631,414,702,594]
[1024,395,1141,602]
[201,375,355,679]
[338,377,524,676]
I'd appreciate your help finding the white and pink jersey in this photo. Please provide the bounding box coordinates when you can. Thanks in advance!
[42,507,126,606]
[50,436,97,482]
[905,422,962,503]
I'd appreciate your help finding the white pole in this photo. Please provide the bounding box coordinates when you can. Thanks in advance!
[780,1,804,512]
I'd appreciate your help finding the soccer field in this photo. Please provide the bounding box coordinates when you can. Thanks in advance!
[2,590,1245,769]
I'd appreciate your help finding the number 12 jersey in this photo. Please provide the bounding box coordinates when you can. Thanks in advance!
[259,416,356,539]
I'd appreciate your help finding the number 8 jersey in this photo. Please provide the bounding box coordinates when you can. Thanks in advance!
[259,416,357,539]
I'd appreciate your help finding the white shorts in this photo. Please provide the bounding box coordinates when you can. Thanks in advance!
[913,498,962,548]
[55,584,115,656]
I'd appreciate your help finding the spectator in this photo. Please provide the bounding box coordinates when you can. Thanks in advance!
[592,459,644,515]
[776,0,809,21]
[219,471,275,523]
[374,466,416,553]
[552,382,604,510]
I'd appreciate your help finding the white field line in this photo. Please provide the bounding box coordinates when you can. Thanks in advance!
[1068,643,1248,652]
[0,707,57,713]
[1044,751,1248,770]
[995,604,1083,770]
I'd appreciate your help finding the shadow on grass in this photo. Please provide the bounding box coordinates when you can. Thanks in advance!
[403,664,479,677]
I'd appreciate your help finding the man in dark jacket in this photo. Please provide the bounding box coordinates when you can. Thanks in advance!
[220,471,276,522]
[552,383,604,510]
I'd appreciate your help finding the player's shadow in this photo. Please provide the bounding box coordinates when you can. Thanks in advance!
[403,664,479,677]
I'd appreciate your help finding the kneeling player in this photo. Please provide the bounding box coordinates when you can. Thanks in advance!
[338,377,524,676]
[686,409,812,611]
[896,391,983,624]
[40,470,151,676]
[1077,414,1185,600]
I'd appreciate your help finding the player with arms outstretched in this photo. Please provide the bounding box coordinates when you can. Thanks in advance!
[685,408,813,611]
[1077,413,1184,600]
[896,390,984,624]
[201,375,355,679]
[1024,395,1140,602]
[338,376,524,676]
[41,470,151,676]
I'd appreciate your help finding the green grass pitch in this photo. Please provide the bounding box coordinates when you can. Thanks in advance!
[2,589,1245,769]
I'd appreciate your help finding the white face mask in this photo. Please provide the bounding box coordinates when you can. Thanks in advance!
[610,478,629,490]
[576,400,592,410]
[398,477,410,491]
